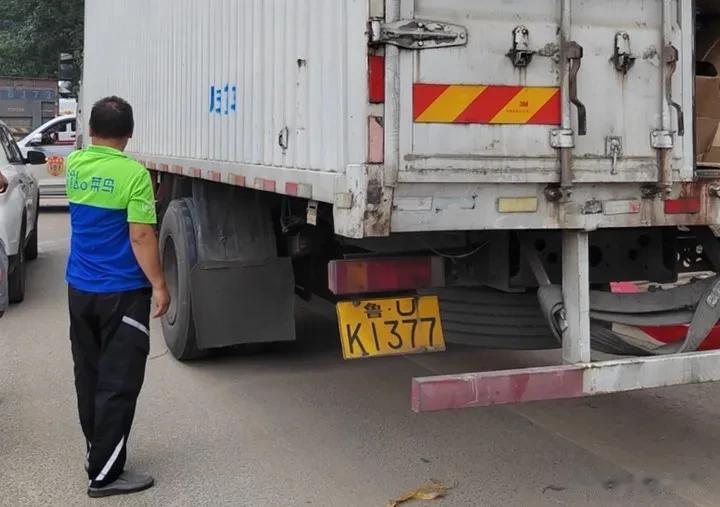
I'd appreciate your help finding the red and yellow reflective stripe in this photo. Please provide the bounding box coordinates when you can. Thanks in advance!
[413,84,561,125]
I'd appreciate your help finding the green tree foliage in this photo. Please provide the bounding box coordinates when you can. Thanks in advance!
[0,0,83,78]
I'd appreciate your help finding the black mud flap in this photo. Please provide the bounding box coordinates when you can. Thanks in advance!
[190,258,296,349]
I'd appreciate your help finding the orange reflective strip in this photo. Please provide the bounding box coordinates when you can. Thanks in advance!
[413,84,560,125]
[415,85,487,123]
[490,87,559,124]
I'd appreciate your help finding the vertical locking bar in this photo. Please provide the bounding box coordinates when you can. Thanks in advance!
[559,0,572,135]
[663,45,684,136]
[384,0,401,188]
[557,1,586,197]
[566,42,587,137]
[562,231,592,364]
[558,0,574,194]
[657,0,678,197]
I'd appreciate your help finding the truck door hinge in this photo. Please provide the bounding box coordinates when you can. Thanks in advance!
[369,18,468,50]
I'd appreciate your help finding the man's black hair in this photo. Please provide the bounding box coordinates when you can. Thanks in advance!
[89,96,134,139]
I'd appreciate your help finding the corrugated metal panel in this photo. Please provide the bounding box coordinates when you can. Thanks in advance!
[83,0,368,173]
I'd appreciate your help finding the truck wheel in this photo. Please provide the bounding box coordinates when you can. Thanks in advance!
[25,198,39,261]
[9,223,26,303]
[159,199,204,360]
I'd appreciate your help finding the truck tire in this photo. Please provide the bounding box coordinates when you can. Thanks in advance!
[9,222,26,304]
[159,199,204,360]
[24,198,39,261]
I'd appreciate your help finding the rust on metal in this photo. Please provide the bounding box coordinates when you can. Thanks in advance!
[362,166,393,238]
[411,366,584,412]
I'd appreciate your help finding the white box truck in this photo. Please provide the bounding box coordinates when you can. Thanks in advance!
[82,0,720,410]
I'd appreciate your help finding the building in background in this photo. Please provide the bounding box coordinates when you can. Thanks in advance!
[0,77,58,140]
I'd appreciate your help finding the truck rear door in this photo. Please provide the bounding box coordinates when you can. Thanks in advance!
[390,0,693,186]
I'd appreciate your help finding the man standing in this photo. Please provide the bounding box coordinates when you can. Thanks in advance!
[66,96,170,498]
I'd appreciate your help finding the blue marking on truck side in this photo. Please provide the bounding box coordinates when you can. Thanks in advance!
[209,84,238,115]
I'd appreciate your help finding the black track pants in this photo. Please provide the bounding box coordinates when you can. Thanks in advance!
[68,286,151,488]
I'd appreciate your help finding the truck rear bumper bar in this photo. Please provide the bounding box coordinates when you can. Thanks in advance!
[412,349,720,411]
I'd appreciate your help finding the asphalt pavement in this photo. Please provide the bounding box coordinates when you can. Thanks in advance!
[2,209,720,506]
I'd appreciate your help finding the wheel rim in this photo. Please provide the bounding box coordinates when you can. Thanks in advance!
[163,236,179,325]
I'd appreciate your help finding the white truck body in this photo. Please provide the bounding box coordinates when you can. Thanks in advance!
[83,0,707,239]
[82,1,720,410]
[84,0,367,209]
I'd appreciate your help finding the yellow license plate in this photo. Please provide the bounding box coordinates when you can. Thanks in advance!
[336,296,445,360]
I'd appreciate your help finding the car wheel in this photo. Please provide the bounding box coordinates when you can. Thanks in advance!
[9,222,26,303]
[159,199,204,360]
[0,239,8,316]
[25,197,39,261]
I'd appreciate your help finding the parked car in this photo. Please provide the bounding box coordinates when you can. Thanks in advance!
[0,120,44,304]
[17,115,75,198]
[0,238,7,317]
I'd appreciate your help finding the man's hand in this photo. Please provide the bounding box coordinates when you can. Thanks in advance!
[152,283,170,318]
[129,223,170,318]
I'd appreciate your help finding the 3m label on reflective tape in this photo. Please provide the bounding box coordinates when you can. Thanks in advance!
[414,84,560,125]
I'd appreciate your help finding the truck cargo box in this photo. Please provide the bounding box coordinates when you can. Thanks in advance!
[82,1,720,407]
[83,0,706,239]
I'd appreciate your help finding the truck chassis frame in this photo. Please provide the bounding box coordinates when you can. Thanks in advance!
[412,231,720,411]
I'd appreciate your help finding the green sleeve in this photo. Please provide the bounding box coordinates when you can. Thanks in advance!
[66,151,77,193]
[127,169,157,224]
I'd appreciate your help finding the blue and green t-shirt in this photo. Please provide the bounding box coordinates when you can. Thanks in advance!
[65,145,157,293]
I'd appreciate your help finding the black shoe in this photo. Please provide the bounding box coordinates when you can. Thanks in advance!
[87,471,154,498]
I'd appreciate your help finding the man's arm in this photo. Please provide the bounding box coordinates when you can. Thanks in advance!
[129,223,170,318]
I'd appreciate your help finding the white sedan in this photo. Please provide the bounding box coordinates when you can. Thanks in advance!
[17,115,76,198]
[0,120,44,306]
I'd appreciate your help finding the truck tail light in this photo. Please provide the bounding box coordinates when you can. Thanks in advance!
[328,257,445,296]
[664,198,701,214]
[368,55,385,103]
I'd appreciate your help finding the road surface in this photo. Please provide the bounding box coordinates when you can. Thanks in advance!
[2,209,720,506]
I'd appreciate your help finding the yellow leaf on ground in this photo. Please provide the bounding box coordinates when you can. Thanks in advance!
[387,480,453,507]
